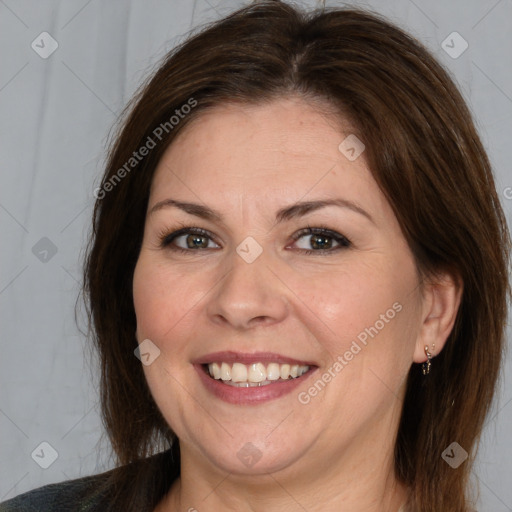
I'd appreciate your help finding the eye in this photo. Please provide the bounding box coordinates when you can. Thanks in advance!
[289,226,351,255]
[158,225,351,256]
[160,227,220,253]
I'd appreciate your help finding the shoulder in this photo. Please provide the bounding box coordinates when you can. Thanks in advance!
[0,470,113,512]
[0,448,177,512]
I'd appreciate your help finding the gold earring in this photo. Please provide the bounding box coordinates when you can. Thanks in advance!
[422,344,435,375]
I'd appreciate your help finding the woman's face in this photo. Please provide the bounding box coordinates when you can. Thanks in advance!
[133,97,426,477]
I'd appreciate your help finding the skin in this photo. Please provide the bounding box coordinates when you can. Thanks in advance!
[132,96,462,512]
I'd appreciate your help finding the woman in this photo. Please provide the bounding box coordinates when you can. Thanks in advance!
[1,1,509,511]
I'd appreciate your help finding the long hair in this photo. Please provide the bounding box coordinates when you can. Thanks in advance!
[83,2,511,510]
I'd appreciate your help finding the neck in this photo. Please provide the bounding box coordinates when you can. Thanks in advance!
[159,458,408,512]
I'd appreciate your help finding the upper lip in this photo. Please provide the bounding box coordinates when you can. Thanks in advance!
[192,351,317,366]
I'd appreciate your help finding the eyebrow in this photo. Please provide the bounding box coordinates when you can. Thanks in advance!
[149,198,374,224]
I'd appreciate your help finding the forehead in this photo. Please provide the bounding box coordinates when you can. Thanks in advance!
[148,97,383,215]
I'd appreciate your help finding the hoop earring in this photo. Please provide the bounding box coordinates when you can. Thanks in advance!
[422,344,435,375]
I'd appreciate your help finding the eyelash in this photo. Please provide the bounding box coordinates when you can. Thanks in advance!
[158,224,351,256]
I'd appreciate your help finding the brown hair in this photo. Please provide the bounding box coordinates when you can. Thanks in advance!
[83,2,510,511]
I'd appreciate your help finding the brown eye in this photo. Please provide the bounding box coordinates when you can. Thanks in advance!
[309,234,334,250]
[184,233,209,249]
[161,227,220,252]
[291,227,351,254]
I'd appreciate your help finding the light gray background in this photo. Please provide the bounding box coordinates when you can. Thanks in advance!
[1,0,511,509]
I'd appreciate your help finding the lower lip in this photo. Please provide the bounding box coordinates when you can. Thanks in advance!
[194,364,315,405]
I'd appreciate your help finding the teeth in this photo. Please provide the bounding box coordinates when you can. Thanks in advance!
[280,364,290,379]
[220,362,231,381]
[248,363,266,382]
[211,362,221,379]
[266,363,280,381]
[231,362,248,382]
[207,361,310,385]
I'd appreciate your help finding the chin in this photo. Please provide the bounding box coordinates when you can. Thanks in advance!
[203,443,306,476]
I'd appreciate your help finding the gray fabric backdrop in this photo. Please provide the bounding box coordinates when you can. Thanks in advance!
[1,0,511,509]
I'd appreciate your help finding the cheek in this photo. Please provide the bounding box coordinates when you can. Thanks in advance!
[292,260,420,417]
[293,258,413,337]
[133,255,222,361]
[132,257,202,427]
[132,256,205,346]
[289,257,421,404]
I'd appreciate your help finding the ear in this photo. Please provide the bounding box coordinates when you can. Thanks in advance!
[413,271,463,363]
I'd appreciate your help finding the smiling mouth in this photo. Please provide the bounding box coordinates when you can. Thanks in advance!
[204,361,311,387]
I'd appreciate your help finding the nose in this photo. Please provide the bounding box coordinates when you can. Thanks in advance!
[206,249,289,331]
